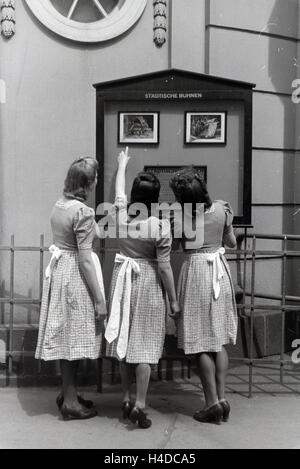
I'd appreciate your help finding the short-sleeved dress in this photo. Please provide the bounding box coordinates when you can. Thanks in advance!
[35,197,106,361]
[176,200,237,355]
[105,195,172,364]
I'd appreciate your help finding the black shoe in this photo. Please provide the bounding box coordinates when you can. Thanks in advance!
[60,404,98,421]
[56,393,95,410]
[122,401,134,420]
[129,406,152,429]
[219,400,230,422]
[193,403,223,425]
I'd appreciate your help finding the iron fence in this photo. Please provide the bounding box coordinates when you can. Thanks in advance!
[0,232,300,396]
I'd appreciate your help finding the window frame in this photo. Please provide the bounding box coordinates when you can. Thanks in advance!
[25,0,147,42]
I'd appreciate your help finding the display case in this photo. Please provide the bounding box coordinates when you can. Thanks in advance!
[94,68,255,226]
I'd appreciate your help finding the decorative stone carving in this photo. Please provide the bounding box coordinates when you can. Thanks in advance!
[1,0,15,38]
[153,0,167,47]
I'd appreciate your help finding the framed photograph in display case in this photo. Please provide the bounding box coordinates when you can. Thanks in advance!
[185,112,227,144]
[118,112,159,144]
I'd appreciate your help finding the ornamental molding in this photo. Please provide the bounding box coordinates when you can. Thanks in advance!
[153,0,167,47]
[1,0,15,38]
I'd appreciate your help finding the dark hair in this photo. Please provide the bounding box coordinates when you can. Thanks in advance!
[169,166,212,213]
[130,172,160,211]
[63,157,99,201]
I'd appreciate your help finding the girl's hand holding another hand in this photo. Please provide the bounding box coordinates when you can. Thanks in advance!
[95,298,107,322]
[169,300,181,321]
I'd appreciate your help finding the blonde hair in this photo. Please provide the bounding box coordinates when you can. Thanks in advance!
[63,157,98,201]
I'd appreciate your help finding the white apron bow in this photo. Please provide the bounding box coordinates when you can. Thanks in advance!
[44,246,106,309]
[45,245,62,280]
[105,254,141,360]
[207,247,226,300]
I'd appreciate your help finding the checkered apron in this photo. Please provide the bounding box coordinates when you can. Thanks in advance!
[177,249,237,354]
[35,249,105,361]
[106,257,167,364]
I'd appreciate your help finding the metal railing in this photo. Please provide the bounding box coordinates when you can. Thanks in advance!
[235,232,300,396]
[0,232,300,396]
[0,235,45,381]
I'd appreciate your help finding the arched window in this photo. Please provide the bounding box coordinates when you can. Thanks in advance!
[25,0,147,42]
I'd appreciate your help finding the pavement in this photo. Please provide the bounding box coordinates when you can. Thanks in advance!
[1,363,300,449]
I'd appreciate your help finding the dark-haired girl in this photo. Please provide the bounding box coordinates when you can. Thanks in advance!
[170,167,237,424]
[35,157,107,420]
[105,148,180,429]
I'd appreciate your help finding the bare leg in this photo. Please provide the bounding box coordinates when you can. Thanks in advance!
[60,360,81,409]
[196,353,218,409]
[135,363,151,409]
[214,346,229,401]
[119,362,134,403]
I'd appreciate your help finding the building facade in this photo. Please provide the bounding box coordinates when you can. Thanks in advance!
[0,0,299,375]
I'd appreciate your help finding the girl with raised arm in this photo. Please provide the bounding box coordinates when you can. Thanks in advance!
[105,148,180,429]
[35,157,107,420]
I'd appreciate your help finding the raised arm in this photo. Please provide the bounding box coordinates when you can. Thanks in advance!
[115,146,130,199]
[97,148,130,239]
